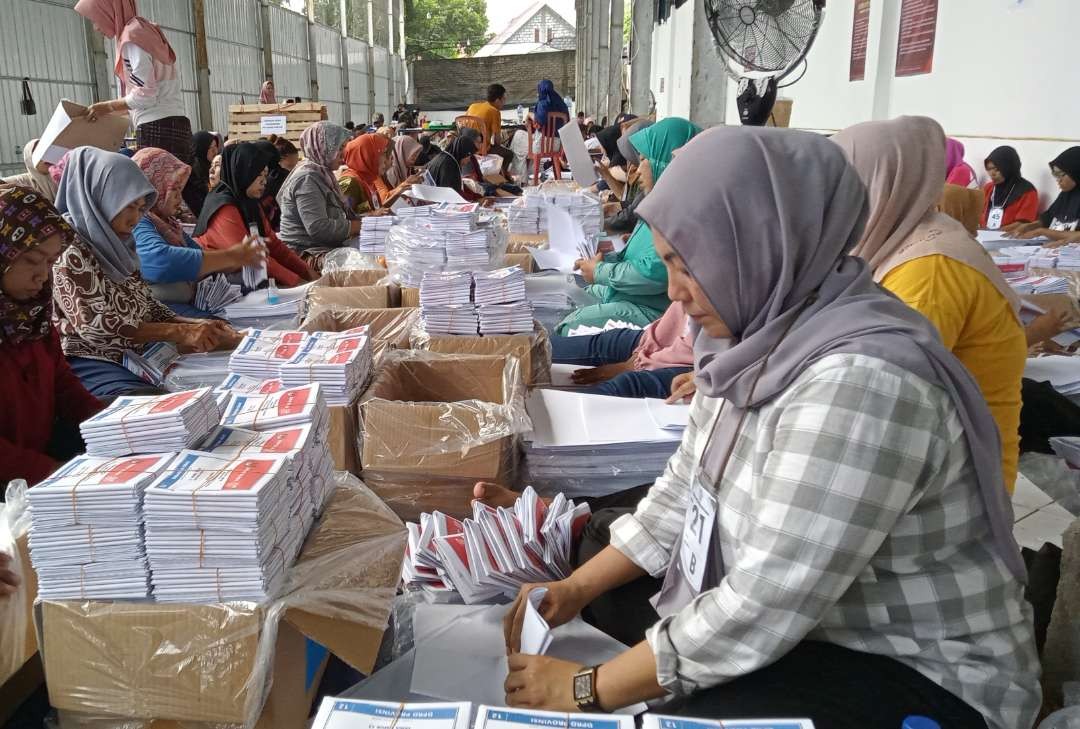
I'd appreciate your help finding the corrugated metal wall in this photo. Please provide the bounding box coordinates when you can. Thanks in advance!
[1,0,409,175]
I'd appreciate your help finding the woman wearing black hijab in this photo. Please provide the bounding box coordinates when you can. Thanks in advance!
[1009,147,1080,243]
[186,131,219,216]
[193,142,313,289]
[980,146,1038,230]
[252,139,286,230]
[426,134,479,197]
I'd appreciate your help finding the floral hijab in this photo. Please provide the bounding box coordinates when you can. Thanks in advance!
[132,148,191,246]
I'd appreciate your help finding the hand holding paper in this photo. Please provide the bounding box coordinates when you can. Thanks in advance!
[519,587,554,655]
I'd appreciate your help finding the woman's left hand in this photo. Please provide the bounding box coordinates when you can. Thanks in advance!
[83,101,116,122]
[575,253,603,284]
[504,654,582,711]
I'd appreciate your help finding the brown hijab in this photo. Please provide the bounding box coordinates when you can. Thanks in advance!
[832,116,1020,318]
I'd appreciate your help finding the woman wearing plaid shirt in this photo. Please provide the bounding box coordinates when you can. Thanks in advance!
[502,128,1041,729]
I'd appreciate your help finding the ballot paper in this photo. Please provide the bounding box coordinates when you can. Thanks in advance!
[474,267,527,305]
[407,185,468,204]
[519,587,554,655]
[310,698,473,729]
[279,329,374,406]
[523,390,682,497]
[643,716,814,729]
[357,215,396,254]
[123,342,180,387]
[224,282,312,323]
[1008,273,1070,295]
[977,229,1050,250]
[508,190,603,237]
[221,383,329,432]
[229,330,311,380]
[558,119,598,187]
[477,303,533,335]
[421,271,475,306]
[195,274,243,315]
[27,453,174,600]
[80,388,220,457]
[476,707,635,729]
[528,206,596,274]
[143,450,304,602]
[402,487,590,602]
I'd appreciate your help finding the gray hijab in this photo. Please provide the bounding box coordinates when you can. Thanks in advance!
[616,119,653,165]
[55,147,157,283]
[636,126,1025,581]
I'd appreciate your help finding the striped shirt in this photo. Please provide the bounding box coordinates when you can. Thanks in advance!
[609,353,1041,729]
[121,43,185,128]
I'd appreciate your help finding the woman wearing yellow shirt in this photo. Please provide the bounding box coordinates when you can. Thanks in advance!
[834,116,1026,493]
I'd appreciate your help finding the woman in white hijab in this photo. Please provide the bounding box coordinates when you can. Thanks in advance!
[2,139,58,201]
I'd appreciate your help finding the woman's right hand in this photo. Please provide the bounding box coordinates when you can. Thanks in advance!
[229,235,266,269]
[174,322,224,353]
[503,579,591,654]
[666,371,697,403]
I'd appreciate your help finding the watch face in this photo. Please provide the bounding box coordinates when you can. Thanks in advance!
[573,672,592,701]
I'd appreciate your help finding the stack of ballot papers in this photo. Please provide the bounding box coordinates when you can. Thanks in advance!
[422,304,479,335]
[1025,355,1080,396]
[223,282,311,324]
[310,699,473,729]
[123,342,180,387]
[229,330,310,380]
[357,215,396,254]
[401,486,591,604]
[992,246,1042,272]
[198,421,335,522]
[1057,245,1080,271]
[221,383,329,433]
[1007,273,1071,295]
[80,388,220,457]
[1029,249,1060,270]
[164,351,233,392]
[431,203,479,232]
[143,450,304,602]
[420,271,478,335]
[278,328,373,406]
[507,199,544,234]
[523,390,687,498]
[213,373,283,407]
[506,190,603,237]
[386,221,498,287]
[473,266,526,305]
[195,274,243,315]
[477,303,534,335]
[27,454,174,600]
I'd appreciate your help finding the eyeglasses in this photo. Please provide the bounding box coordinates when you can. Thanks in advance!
[1052,168,1068,180]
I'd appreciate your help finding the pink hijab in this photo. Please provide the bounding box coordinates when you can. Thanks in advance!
[74,0,176,83]
[260,81,276,104]
[945,137,977,187]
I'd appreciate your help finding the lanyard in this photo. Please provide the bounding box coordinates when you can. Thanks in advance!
[990,182,1017,209]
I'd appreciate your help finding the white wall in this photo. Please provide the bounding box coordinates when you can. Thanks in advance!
[701,0,1080,206]
[650,1,695,120]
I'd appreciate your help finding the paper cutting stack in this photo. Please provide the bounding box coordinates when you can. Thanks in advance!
[27,454,174,599]
[357,215,396,255]
[401,487,591,604]
[523,389,687,498]
[229,330,311,380]
[474,266,532,335]
[143,450,304,602]
[279,328,373,406]
[80,388,220,457]
[420,271,479,335]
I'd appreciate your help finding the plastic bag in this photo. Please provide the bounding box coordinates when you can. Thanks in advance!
[35,473,406,728]
[385,218,509,288]
[319,249,384,274]
[0,478,32,685]
[410,319,552,387]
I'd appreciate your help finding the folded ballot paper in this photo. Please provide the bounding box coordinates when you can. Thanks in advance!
[80,388,221,457]
[221,382,329,434]
[27,453,174,600]
[143,450,305,602]
[278,328,373,406]
[642,716,814,729]
[195,273,243,315]
[122,342,180,387]
[311,699,472,729]
[357,215,396,255]
[402,487,591,604]
[229,329,312,380]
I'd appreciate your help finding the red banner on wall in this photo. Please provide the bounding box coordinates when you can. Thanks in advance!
[895,0,939,77]
[849,0,872,81]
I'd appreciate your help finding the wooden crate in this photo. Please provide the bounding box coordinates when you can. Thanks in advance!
[228,102,328,144]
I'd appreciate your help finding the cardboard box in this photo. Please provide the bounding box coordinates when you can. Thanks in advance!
[37,480,406,726]
[316,269,387,288]
[411,322,551,387]
[35,100,131,166]
[507,233,548,253]
[300,307,419,360]
[0,533,41,725]
[502,253,535,273]
[306,285,392,313]
[359,352,526,484]
[365,478,477,523]
[327,405,361,475]
[400,287,420,308]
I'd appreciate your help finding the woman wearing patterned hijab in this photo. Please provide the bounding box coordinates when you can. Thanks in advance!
[277,121,360,266]
[52,147,238,398]
[0,186,102,487]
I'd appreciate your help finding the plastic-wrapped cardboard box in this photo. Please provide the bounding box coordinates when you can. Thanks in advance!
[410,321,552,387]
[35,476,406,727]
[0,530,41,726]
[305,285,393,315]
[400,287,420,308]
[502,253,535,273]
[358,351,530,485]
[300,307,419,361]
[327,405,361,474]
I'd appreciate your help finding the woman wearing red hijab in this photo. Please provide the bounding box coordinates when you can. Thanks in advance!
[338,134,422,214]
[73,1,202,212]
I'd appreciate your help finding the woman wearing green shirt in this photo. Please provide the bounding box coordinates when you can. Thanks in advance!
[558,117,701,335]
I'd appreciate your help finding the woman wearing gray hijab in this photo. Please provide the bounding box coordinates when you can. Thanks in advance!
[604,119,655,234]
[500,128,1039,728]
[52,147,237,397]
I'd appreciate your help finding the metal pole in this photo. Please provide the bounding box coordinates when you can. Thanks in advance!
[340,0,352,122]
[191,0,214,129]
[367,0,377,120]
[259,0,275,86]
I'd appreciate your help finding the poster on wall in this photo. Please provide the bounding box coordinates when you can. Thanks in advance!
[849,0,871,81]
[895,0,939,76]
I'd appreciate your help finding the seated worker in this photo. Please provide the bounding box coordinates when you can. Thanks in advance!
[427,132,484,201]
[132,148,264,317]
[946,137,979,188]
[53,148,239,398]
[528,79,569,152]
[194,142,314,290]
[384,135,424,189]
[834,117,1026,493]
[277,121,361,270]
[339,133,421,214]
[501,126,1040,729]
[602,120,654,234]
[981,146,1039,230]
[550,301,691,398]
[1007,147,1080,243]
[557,117,702,335]
[0,186,103,486]
[257,136,298,231]
[466,83,514,179]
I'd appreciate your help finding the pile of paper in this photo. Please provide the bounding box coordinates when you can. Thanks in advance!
[213,373,283,407]
[992,246,1042,272]
[1029,249,1060,270]
[523,390,687,497]
[477,303,533,335]
[164,351,233,392]
[506,190,603,237]
[220,383,329,433]
[195,274,243,315]
[223,282,311,324]
[357,215,396,255]
[198,421,335,525]
[393,203,437,222]
[386,219,498,287]
[401,486,591,604]
[229,330,310,380]
[278,328,373,406]
[143,450,304,602]
[473,266,526,305]
[527,206,598,274]
[507,199,544,235]
[431,203,479,233]
[1007,273,1071,295]
[1057,245,1080,271]
[1025,355,1080,396]
[27,454,173,600]
[80,388,220,457]
[123,342,180,387]
[421,271,474,306]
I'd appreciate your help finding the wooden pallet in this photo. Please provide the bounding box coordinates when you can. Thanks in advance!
[227,102,328,145]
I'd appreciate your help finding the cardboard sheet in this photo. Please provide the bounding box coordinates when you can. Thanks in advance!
[35,100,131,167]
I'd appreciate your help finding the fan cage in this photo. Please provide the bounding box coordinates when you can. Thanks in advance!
[705,0,823,76]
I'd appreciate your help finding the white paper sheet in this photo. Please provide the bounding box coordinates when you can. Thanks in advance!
[310,697,473,729]
[407,185,468,204]
[646,398,691,430]
[558,121,598,188]
[519,588,553,655]
[530,206,590,273]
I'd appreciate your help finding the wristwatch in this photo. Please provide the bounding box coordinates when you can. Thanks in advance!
[573,664,601,712]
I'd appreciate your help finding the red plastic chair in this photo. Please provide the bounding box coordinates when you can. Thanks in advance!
[527,111,569,186]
